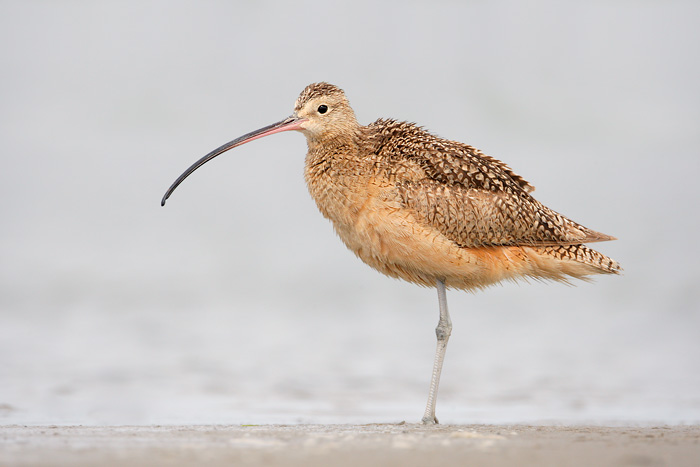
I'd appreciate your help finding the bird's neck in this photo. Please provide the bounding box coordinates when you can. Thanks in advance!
[303,124,366,169]
[303,126,370,221]
[304,133,360,183]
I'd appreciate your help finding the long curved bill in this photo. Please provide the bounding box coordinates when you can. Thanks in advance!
[161,115,307,206]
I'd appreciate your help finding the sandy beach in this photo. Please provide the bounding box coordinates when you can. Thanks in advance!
[2,424,699,467]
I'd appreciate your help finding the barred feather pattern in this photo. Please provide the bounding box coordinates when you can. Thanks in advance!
[537,244,621,275]
[364,119,614,248]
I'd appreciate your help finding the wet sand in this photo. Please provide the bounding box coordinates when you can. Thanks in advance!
[1,424,699,466]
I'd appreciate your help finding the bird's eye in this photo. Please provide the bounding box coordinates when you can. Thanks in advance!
[317,104,328,114]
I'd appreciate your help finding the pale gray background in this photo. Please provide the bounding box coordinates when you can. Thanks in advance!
[1,1,698,425]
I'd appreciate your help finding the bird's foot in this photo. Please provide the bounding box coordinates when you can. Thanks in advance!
[421,416,439,425]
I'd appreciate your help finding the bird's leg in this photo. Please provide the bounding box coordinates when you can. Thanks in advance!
[422,278,452,425]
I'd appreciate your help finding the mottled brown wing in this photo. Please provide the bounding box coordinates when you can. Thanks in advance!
[398,179,608,247]
[371,119,613,247]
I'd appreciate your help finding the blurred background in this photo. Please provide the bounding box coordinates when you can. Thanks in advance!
[1,1,698,426]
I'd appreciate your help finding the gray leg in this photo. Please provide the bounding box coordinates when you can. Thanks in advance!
[422,278,452,425]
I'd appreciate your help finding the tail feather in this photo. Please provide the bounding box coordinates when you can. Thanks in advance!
[537,244,621,276]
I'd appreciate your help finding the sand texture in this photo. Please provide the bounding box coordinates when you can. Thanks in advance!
[1,424,699,467]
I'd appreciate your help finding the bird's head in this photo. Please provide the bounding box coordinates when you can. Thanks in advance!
[292,82,359,144]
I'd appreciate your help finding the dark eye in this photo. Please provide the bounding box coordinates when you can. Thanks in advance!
[317,104,328,114]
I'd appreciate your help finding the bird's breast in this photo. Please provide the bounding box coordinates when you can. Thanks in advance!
[305,154,403,252]
[304,160,485,287]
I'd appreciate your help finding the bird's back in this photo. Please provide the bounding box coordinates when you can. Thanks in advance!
[365,119,615,246]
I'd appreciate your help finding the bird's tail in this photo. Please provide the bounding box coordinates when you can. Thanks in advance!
[527,244,621,282]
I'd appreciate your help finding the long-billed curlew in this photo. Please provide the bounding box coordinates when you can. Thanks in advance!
[162,82,620,424]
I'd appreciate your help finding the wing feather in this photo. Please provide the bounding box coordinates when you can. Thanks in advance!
[368,119,614,248]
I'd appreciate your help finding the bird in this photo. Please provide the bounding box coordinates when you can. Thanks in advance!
[161,82,621,425]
